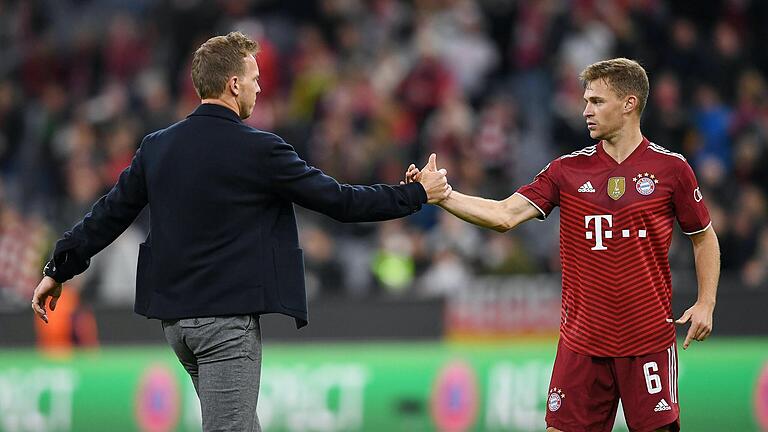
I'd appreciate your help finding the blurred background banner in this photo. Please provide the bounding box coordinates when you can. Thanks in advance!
[0,340,767,432]
[1,0,768,431]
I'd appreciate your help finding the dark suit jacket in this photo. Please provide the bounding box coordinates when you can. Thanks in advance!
[45,104,427,327]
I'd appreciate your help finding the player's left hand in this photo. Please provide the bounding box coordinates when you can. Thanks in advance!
[675,301,714,350]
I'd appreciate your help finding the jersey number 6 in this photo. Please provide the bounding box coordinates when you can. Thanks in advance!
[643,361,662,394]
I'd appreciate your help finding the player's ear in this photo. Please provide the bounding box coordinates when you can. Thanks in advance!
[624,95,637,115]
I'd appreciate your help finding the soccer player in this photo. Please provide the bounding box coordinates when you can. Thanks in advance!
[407,58,719,431]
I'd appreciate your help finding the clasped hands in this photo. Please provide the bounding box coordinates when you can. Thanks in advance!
[402,153,452,204]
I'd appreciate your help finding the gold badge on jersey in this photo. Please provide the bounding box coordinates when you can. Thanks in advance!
[607,177,625,200]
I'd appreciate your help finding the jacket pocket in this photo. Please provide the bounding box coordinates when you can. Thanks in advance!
[135,243,152,312]
[274,247,307,312]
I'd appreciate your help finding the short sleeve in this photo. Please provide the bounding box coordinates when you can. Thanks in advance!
[673,162,711,235]
[515,160,560,220]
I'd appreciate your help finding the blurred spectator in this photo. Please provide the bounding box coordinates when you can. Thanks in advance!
[102,14,149,83]
[429,0,499,99]
[301,226,345,299]
[396,28,455,126]
[85,225,145,306]
[557,2,615,74]
[507,0,554,72]
[551,62,589,153]
[288,25,337,123]
[0,195,49,306]
[417,249,472,297]
[0,80,24,175]
[643,72,689,154]
[422,90,473,166]
[102,119,140,185]
[692,84,733,168]
[742,227,768,289]
[371,220,416,295]
[707,21,747,104]
[136,70,176,136]
[33,276,99,353]
[662,18,706,99]
[480,235,538,275]
[427,211,483,264]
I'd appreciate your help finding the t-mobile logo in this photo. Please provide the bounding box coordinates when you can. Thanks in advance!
[584,215,647,251]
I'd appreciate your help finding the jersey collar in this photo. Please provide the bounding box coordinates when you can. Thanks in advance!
[597,136,650,166]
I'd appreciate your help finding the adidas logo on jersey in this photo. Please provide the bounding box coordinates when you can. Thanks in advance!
[654,399,672,412]
[578,181,596,193]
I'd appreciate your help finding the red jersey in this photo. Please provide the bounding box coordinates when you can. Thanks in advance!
[516,138,711,357]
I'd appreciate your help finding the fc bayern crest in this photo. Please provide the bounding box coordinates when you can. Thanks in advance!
[633,172,659,196]
[548,388,565,412]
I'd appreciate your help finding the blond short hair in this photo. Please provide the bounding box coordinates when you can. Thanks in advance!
[579,58,649,116]
[191,32,260,99]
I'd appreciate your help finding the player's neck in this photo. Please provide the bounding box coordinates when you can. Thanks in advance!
[602,126,643,163]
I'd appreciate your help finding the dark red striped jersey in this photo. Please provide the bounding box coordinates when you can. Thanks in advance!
[516,137,711,357]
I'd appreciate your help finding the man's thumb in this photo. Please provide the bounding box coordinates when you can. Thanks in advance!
[428,153,437,171]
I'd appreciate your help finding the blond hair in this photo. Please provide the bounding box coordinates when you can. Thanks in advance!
[191,32,260,99]
[579,58,649,116]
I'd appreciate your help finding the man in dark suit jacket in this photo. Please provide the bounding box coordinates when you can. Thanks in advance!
[32,32,450,431]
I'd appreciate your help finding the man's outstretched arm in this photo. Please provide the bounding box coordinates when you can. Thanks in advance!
[405,155,540,232]
[266,137,451,222]
[438,191,540,232]
[675,226,720,349]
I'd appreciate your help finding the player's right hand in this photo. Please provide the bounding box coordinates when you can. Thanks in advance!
[417,153,452,204]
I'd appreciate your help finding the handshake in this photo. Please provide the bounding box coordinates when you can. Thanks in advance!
[402,153,452,204]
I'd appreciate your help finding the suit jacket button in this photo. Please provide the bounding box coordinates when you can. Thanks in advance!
[193,318,199,325]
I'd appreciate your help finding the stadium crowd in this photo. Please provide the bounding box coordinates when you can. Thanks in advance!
[1,0,767,309]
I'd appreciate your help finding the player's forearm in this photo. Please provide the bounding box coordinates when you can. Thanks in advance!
[438,191,515,232]
[691,227,720,306]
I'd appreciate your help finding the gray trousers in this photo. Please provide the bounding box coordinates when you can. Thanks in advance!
[162,314,262,432]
